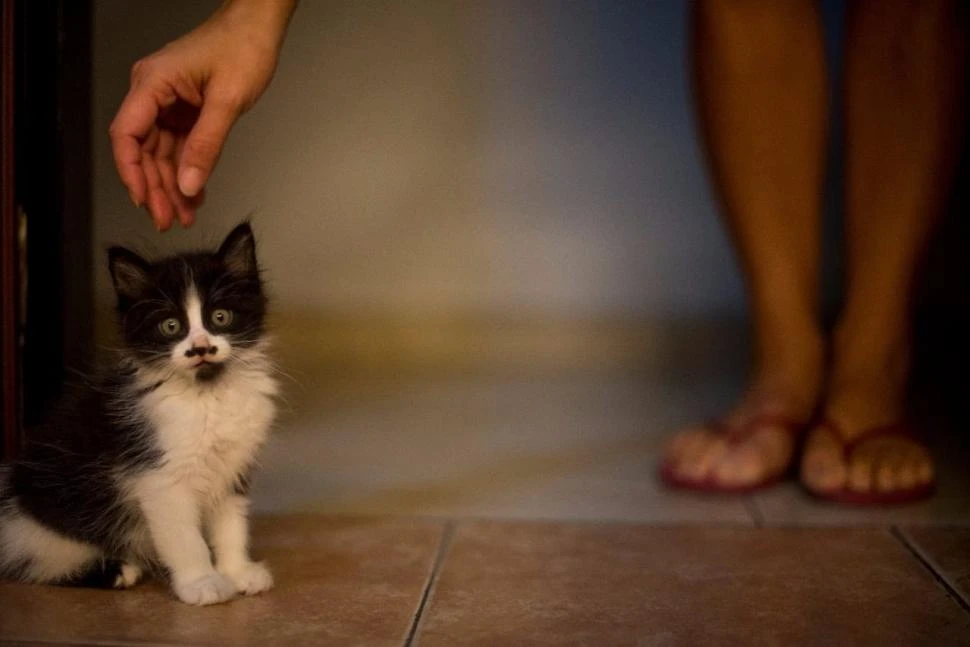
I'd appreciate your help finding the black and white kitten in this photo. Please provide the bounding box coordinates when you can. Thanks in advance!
[0,222,277,606]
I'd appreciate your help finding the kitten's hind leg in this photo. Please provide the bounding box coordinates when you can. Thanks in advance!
[115,561,144,589]
[60,559,143,589]
[0,507,102,584]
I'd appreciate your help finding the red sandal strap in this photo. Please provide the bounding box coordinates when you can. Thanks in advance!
[818,418,921,460]
[709,412,806,445]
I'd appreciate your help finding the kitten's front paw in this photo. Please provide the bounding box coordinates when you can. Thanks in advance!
[172,572,237,606]
[220,561,274,596]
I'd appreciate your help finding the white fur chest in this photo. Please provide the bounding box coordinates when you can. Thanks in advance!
[139,366,278,500]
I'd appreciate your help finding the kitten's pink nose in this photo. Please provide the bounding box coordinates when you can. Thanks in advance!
[185,332,217,358]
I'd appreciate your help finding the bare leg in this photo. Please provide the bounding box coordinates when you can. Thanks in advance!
[801,0,968,495]
[665,0,827,488]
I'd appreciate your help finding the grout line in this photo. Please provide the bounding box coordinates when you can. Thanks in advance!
[891,526,970,614]
[742,496,765,528]
[270,510,768,529]
[404,520,457,647]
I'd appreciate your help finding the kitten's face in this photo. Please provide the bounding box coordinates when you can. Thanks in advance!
[108,223,266,383]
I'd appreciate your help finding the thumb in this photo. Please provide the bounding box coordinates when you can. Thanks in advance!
[178,99,239,197]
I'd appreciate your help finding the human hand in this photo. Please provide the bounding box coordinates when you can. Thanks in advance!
[110,0,296,231]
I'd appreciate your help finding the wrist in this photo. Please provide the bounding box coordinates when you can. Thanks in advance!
[217,0,297,52]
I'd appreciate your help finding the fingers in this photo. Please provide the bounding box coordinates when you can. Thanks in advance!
[157,131,196,229]
[142,153,174,232]
[113,49,245,229]
[177,98,240,198]
[174,137,206,227]
[158,159,195,230]
[137,127,173,231]
[109,86,163,207]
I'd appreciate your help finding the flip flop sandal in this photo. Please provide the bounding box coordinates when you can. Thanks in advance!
[805,419,936,505]
[659,412,806,494]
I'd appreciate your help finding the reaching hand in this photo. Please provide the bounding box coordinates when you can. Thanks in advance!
[110,0,296,231]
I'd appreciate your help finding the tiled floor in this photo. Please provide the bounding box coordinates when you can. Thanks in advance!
[1,518,967,645]
[2,375,968,644]
[419,523,970,646]
[0,517,443,646]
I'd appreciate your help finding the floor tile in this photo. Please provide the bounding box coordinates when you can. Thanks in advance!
[902,527,970,607]
[253,376,753,524]
[0,516,444,647]
[416,521,970,646]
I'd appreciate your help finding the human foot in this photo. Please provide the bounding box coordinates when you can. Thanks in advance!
[800,374,934,503]
[800,419,934,503]
[662,380,820,491]
[662,323,823,491]
[661,409,803,491]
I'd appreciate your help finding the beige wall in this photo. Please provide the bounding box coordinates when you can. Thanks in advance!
[92,1,742,329]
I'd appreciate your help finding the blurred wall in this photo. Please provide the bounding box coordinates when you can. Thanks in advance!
[92,0,744,326]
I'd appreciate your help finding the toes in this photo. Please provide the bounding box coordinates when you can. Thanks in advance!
[220,561,274,596]
[711,444,769,487]
[710,446,757,486]
[173,572,236,606]
[878,445,927,492]
[668,431,723,480]
[901,444,935,487]
[664,429,706,463]
[848,440,935,495]
[874,454,899,493]
[711,426,795,488]
[848,454,875,493]
[677,436,726,481]
[916,458,935,486]
[895,461,917,490]
[800,428,847,493]
[800,449,846,493]
[816,462,847,492]
[910,446,935,486]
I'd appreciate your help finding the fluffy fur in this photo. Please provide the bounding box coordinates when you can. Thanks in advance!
[0,222,278,605]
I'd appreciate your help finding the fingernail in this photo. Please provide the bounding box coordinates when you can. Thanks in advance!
[129,191,142,208]
[178,167,205,197]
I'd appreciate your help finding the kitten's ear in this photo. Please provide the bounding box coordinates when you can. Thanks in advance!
[108,247,151,300]
[218,222,258,276]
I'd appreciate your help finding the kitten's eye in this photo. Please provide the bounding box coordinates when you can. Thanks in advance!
[210,309,234,328]
[158,318,182,337]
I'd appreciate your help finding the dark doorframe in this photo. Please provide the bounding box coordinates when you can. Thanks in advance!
[1,0,19,460]
[1,0,93,461]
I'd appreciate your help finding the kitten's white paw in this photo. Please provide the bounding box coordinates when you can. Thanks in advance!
[220,561,274,596]
[172,572,237,606]
[112,562,144,589]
